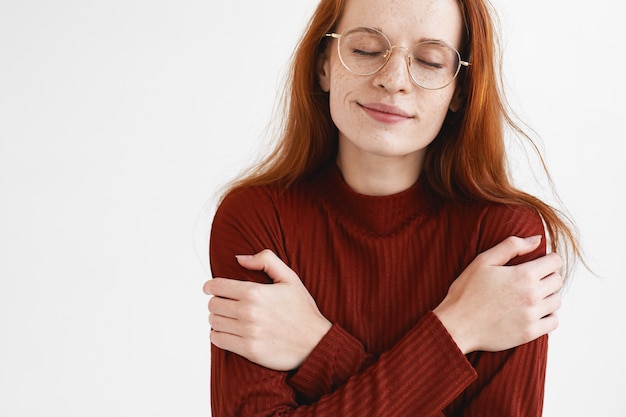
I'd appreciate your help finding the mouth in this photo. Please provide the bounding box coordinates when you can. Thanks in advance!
[359,102,414,124]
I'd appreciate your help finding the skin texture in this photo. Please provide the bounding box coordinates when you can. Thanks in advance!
[319,0,464,195]
[203,0,563,371]
[206,252,332,371]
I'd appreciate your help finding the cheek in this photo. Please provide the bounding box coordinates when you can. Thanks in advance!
[328,61,353,100]
[423,90,456,122]
[327,89,350,135]
[328,72,360,125]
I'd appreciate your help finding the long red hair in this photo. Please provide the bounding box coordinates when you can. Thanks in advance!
[223,0,582,277]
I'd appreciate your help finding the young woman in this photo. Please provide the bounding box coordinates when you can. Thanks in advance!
[203,0,580,415]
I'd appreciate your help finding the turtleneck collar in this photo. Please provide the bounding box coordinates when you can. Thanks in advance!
[310,162,440,237]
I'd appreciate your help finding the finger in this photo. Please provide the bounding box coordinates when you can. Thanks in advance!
[236,249,298,284]
[208,296,242,319]
[540,271,564,295]
[204,277,250,299]
[202,279,211,295]
[479,235,543,266]
[210,330,246,356]
[209,313,242,336]
[537,312,560,334]
[517,252,563,283]
[536,292,562,319]
[547,292,562,315]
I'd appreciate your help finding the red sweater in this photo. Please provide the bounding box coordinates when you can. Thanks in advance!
[209,163,548,417]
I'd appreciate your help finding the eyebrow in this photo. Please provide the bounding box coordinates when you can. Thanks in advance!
[369,26,449,45]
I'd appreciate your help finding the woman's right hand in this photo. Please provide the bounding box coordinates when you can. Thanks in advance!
[433,235,563,354]
[204,250,332,371]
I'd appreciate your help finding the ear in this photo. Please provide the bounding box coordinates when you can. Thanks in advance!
[317,48,331,92]
[449,84,466,113]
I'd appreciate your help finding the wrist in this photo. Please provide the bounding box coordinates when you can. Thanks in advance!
[433,305,474,355]
[311,316,332,348]
[298,316,332,367]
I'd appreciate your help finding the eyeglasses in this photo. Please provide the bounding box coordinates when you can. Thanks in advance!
[325,27,471,90]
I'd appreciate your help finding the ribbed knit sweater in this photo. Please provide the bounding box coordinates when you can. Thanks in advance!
[209,162,548,417]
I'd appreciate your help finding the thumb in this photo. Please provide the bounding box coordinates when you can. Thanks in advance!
[481,235,542,266]
[235,249,299,284]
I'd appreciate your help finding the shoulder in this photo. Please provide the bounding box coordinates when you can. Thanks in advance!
[214,180,314,224]
[443,197,543,231]
[474,202,546,263]
[439,198,546,261]
[478,202,543,231]
[211,184,283,243]
[209,185,288,280]
[210,180,317,251]
[216,184,278,219]
[480,202,543,233]
[208,181,319,279]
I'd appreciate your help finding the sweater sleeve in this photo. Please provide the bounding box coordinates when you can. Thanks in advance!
[290,202,552,409]
[443,203,550,416]
[209,188,477,417]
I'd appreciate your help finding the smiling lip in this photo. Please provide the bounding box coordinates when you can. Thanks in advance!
[360,102,414,124]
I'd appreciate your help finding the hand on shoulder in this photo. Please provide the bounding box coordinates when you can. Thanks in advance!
[434,235,563,354]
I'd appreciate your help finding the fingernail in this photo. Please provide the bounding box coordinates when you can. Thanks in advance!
[526,235,542,244]
[235,254,253,261]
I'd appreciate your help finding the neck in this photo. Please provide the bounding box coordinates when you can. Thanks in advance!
[336,142,424,197]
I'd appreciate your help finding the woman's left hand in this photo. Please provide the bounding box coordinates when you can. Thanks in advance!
[203,249,332,371]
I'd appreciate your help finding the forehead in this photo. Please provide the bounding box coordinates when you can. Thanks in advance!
[338,0,463,48]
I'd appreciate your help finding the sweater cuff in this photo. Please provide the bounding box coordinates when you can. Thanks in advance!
[397,311,477,404]
[288,323,371,402]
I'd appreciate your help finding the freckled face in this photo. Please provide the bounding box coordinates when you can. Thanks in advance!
[319,0,464,163]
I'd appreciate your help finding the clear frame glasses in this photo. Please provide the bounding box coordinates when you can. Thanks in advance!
[325,27,471,90]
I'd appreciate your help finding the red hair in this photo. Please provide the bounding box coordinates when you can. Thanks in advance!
[223,0,582,277]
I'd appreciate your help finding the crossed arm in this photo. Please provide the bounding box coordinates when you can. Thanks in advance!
[203,188,563,416]
[205,236,562,370]
[204,238,562,416]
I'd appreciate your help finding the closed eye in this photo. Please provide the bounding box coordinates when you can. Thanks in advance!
[414,57,443,69]
[352,48,384,57]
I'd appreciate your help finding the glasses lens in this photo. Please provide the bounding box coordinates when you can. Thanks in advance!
[409,42,461,90]
[338,28,390,75]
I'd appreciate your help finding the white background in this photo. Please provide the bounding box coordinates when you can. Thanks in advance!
[0,1,623,416]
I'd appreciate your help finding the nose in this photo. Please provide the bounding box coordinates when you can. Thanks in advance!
[372,46,414,93]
